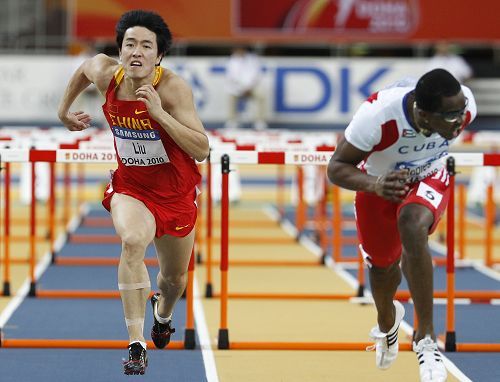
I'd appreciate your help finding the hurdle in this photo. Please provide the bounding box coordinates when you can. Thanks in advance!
[205,148,365,302]
[213,150,500,351]
[439,155,500,352]
[0,128,105,273]
[0,147,196,349]
[214,151,393,350]
[207,130,337,237]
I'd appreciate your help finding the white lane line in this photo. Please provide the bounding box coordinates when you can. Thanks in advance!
[193,278,220,382]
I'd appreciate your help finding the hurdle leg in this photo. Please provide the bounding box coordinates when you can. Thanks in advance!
[218,154,230,349]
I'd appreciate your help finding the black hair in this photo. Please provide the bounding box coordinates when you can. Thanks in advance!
[415,68,461,112]
[115,10,172,57]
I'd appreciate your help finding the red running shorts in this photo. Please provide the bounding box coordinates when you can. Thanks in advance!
[355,168,451,268]
[102,185,198,238]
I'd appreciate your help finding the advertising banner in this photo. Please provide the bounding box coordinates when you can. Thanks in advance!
[234,0,500,41]
[74,0,500,42]
[0,56,429,126]
[236,0,420,38]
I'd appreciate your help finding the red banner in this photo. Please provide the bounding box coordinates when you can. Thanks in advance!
[234,0,500,41]
[74,0,230,40]
[74,0,500,42]
[236,0,420,38]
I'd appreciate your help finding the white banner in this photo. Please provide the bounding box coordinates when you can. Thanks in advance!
[0,56,429,125]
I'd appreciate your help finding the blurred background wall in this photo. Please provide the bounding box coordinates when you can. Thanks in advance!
[0,0,499,128]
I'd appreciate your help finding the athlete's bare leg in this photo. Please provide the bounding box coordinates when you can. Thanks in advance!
[110,193,155,344]
[153,229,195,319]
[398,203,435,342]
[369,261,402,332]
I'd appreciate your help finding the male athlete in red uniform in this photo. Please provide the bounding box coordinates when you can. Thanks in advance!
[58,10,209,375]
[328,69,476,382]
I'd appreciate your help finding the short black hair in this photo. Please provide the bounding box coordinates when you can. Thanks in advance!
[415,69,461,112]
[115,10,172,57]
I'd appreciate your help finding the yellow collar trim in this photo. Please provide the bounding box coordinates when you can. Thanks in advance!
[113,65,163,87]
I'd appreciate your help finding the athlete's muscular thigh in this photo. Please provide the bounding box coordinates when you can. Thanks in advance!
[154,229,195,277]
[110,193,156,246]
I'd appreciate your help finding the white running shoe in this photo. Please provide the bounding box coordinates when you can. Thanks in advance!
[366,300,405,370]
[413,335,447,382]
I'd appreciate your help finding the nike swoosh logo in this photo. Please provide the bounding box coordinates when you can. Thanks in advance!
[175,224,190,231]
[134,109,147,115]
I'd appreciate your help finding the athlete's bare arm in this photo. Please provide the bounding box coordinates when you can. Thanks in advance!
[135,72,209,162]
[327,136,409,203]
[58,54,118,131]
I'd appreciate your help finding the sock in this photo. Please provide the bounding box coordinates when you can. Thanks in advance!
[154,301,172,324]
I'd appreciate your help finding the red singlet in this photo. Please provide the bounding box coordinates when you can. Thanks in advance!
[101,66,201,238]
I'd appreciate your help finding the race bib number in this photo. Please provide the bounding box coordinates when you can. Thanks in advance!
[416,182,442,209]
[112,126,169,167]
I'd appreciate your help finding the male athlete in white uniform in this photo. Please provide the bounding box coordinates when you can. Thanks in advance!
[328,69,476,382]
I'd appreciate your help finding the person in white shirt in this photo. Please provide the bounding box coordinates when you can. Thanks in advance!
[328,69,476,382]
[426,42,473,84]
[225,46,267,130]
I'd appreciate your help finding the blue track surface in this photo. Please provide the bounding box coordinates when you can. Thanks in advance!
[0,349,207,382]
[0,205,208,381]
[4,298,187,340]
[2,202,500,381]
[38,266,158,290]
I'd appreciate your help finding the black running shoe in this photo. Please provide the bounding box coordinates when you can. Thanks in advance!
[150,293,176,349]
[123,342,148,375]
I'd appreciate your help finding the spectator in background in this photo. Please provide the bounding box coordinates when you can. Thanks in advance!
[426,42,473,84]
[225,45,267,130]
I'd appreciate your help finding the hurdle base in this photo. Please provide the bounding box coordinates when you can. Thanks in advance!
[218,329,229,349]
[445,331,456,352]
[196,252,203,264]
[320,252,327,265]
[184,329,196,349]
[3,282,11,296]
[356,284,365,298]
[205,283,213,298]
[28,282,36,297]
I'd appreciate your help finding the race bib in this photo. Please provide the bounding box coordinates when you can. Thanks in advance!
[416,182,443,209]
[112,126,169,166]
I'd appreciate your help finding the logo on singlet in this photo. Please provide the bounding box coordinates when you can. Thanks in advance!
[175,224,190,231]
[134,109,147,115]
[402,129,417,138]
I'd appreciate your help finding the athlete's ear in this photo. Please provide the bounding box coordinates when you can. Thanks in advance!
[417,108,430,121]
[156,54,163,66]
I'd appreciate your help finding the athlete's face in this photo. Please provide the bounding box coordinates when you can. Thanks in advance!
[417,91,468,140]
[120,26,161,79]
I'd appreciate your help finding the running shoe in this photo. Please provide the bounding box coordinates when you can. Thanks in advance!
[123,342,148,375]
[413,335,447,382]
[367,300,405,370]
[150,292,176,349]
